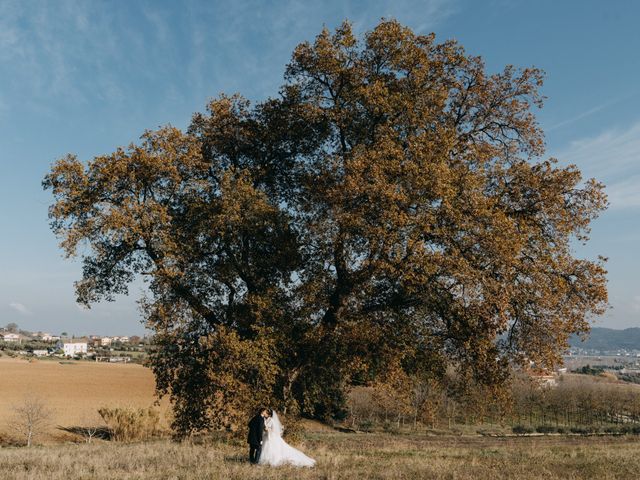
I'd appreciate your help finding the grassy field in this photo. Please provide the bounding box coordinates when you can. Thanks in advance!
[0,357,168,442]
[1,432,640,479]
[2,356,640,479]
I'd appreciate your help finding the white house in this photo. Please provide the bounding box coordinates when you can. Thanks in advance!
[1,333,20,343]
[63,342,87,357]
[40,333,60,342]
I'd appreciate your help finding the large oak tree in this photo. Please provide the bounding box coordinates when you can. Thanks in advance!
[44,20,607,435]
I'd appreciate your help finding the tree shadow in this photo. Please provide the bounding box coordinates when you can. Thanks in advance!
[57,425,112,441]
[334,426,357,433]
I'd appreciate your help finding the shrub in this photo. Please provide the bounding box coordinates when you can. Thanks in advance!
[383,421,400,434]
[569,426,599,435]
[512,425,534,435]
[614,424,640,435]
[359,420,375,432]
[535,425,556,434]
[98,406,160,442]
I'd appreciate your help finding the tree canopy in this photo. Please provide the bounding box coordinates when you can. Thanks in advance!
[44,20,608,435]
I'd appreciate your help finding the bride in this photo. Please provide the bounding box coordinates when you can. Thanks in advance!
[258,410,316,467]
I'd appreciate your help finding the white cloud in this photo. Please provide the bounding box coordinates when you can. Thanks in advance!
[0,0,138,111]
[0,0,457,121]
[606,175,640,209]
[547,100,616,132]
[555,121,640,209]
[9,302,32,316]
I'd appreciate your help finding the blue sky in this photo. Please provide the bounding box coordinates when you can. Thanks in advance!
[0,0,638,335]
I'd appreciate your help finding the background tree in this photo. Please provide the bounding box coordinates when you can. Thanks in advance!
[9,397,51,447]
[5,323,18,333]
[44,20,607,435]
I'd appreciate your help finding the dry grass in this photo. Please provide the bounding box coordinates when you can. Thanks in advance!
[2,357,640,478]
[0,357,168,442]
[1,432,640,479]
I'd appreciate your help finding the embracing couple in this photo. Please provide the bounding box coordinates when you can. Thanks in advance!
[247,407,316,467]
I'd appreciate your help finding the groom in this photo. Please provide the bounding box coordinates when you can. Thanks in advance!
[247,407,269,464]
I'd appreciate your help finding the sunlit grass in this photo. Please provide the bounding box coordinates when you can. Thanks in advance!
[1,431,639,479]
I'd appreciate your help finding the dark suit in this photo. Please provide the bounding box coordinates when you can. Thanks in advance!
[247,414,265,464]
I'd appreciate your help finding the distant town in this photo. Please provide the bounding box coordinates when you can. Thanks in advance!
[0,322,150,363]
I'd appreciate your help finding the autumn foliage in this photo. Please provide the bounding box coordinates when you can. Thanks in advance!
[44,20,607,436]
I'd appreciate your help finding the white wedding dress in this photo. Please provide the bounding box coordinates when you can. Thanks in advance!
[258,412,316,467]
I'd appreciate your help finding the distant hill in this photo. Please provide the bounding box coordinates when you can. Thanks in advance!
[569,327,640,351]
